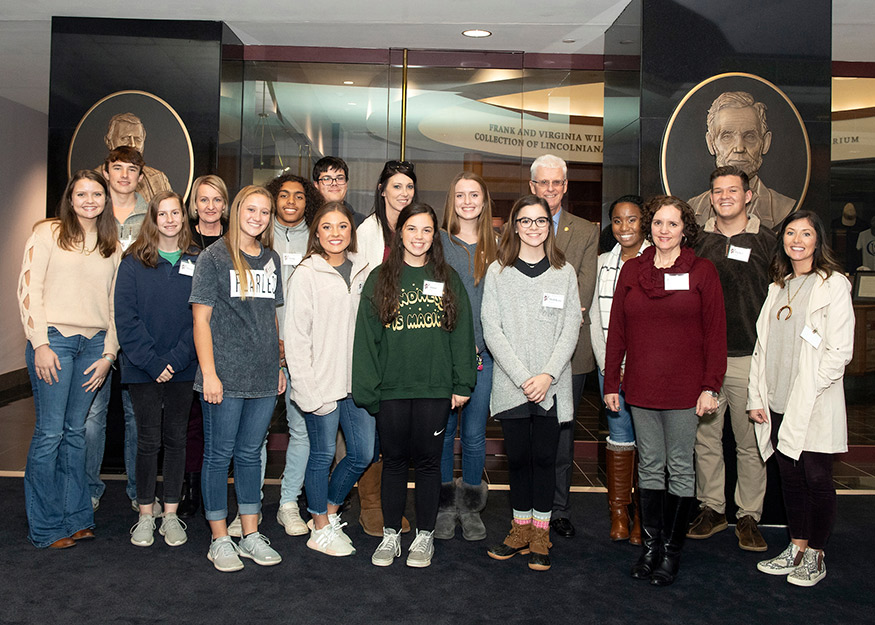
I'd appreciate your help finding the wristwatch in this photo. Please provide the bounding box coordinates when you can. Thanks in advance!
[704,390,718,399]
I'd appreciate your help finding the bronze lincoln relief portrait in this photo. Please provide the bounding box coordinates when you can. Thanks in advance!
[661,73,810,230]
[68,90,194,202]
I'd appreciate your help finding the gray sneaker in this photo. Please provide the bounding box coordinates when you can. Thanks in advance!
[228,511,262,538]
[371,527,401,567]
[757,542,803,575]
[159,513,188,547]
[406,529,435,568]
[207,536,244,572]
[238,532,282,566]
[132,498,163,517]
[787,548,826,587]
[130,514,156,547]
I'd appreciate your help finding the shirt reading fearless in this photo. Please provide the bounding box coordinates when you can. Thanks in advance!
[388,282,444,331]
[229,269,278,299]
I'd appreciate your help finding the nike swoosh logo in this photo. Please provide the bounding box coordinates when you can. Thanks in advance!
[433,428,445,436]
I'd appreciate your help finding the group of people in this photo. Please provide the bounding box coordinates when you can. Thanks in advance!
[18,147,853,587]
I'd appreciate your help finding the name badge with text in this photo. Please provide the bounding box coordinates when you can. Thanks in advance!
[542,293,565,309]
[179,260,195,276]
[423,280,445,297]
[263,257,276,278]
[664,273,690,291]
[727,245,751,263]
[283,253,303,267]
[801,325,822,349]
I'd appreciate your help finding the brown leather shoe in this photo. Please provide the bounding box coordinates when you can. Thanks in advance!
[686,506,728,539]
[49,537,76,549]
[71,528,95,541]
[736,515,768,552]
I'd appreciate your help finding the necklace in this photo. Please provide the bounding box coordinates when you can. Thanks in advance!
[776,273,812,320]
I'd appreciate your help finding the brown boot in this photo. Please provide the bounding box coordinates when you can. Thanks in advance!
[487,521,531,560]
[357,460,410,537]
[606,445,635,541]
[528,525,552,571]
[629,450,642,546]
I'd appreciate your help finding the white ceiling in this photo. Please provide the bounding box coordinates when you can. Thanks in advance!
[0,0,872,114]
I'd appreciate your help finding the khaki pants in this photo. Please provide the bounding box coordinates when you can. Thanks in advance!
[694,356,766,520]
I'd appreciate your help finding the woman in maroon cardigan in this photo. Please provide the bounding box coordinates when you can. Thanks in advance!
[604,195,726,587]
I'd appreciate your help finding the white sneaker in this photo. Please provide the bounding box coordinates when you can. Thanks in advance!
[159,513,188,547]
[91,497,100,512]
[132,498,163,517]
[787,549,826,587]
[207,536,243,572]
[277,502,309,536]
[371,527,401,567]
[307,513,354,546]
[307,523,355,557]
[406,529,435,568]
[130,514,156,547]
[228,511,262,538]
[238,532,282,566]
[757,542,803,575]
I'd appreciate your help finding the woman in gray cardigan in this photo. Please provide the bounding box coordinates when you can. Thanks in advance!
[482,195,581,571]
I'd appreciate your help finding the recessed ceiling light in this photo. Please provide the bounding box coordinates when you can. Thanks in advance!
[462,29,492,38]
[619,39,635,45]
[343,81,354,85]
[562,39,576,44]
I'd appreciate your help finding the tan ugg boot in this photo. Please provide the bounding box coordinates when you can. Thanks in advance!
[357,461,410,536]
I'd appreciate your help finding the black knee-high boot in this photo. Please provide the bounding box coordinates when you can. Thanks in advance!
[631,488,664,580]
[651,493,695,586]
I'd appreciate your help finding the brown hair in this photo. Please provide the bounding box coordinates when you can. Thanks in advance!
[373,203,458,331]
[52,170,118,258]
[496,195,565,270]
[103,146,145,174]
[223,186,275,301]
[641,195,699,248]
[441,172,497,286]
[125,191,197,267]
[770,210,842,287]
[305,201,358,259]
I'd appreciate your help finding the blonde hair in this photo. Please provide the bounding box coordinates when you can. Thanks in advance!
[224,186,275,300]
[441,172,497,285]
[188,175,229,220]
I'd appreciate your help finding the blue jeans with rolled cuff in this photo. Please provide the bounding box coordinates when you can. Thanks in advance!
[597,370,636,444]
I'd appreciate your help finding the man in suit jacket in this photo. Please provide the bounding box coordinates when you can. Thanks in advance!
[529,154,598,538]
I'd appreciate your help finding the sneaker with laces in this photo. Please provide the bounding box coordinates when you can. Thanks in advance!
[132,498,162,516]
[371,527,401,567]
[787,549,826,587]
[307,523,355,556]
[130,514,156,547]
[238,532,282,566]
[207,536,244,572]
[757,542,803,575]
[307,513,354,547]
[277,502,309,536]
[159,513,188,547]
[91,497,100,512]
[406,529,435,568]
[228,512,262,538]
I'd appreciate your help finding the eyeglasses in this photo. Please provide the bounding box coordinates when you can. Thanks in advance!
[516,217,550,229]
[531,179,566,189]
[318,175,348,186]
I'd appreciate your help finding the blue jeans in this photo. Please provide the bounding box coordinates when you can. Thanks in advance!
[303,396,376,515]
[84,372,138,501]
[24,329,104,547]
[440,350,493,485]
[597,370,636,444]
[201,394,275,522]
[256,373,309,505]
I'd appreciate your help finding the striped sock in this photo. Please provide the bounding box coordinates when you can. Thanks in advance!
[532,510,551,530]
[512,509,533,525]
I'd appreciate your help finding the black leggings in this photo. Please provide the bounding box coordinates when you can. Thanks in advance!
[377,398,451,532]
[500,416,561,513]
[770,411,837,550]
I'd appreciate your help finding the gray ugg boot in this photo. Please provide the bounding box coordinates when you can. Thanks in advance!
[456,478,488,541]
[434,481,458,540]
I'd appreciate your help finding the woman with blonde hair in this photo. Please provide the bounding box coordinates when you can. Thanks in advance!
[190,185,286,572]
[435,172,497,541]
[188,174,229,250]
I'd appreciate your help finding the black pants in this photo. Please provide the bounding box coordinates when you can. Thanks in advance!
[128,381,193,506]
[377,398,451,532]
[502,415,561,514]
[770,411,836,549]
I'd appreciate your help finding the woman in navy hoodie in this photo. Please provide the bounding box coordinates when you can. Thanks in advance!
[115,190,199,548]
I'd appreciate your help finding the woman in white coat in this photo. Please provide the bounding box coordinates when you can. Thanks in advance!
[748,210,854,588]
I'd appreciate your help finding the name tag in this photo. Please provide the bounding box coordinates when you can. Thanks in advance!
[801,325,822,349]
[283,253,303,267]
[542,293,565,309]
[179,260,195,276]
[264,257,276,277]
[727,245,751,263]
[423,280,444,297]
[664,273,690,291]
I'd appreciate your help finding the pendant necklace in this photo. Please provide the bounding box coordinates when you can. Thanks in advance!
[776,273,812,321]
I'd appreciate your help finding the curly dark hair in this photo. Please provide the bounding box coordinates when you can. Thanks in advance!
[264,173,322,226]
[642,195,699,248]
[373,203,458,331]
